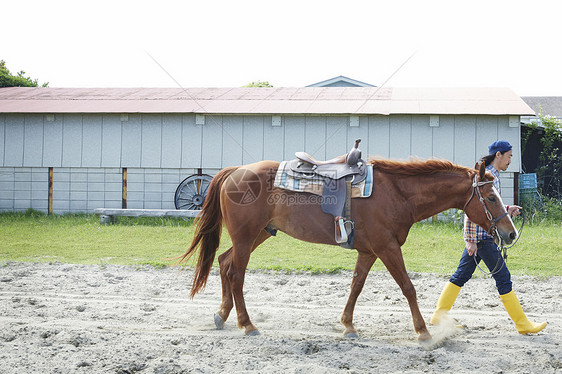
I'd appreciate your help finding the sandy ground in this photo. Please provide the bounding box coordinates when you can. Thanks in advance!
[0,262,560,374]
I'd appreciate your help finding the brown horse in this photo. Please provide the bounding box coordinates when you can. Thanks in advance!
[179,158,517,341]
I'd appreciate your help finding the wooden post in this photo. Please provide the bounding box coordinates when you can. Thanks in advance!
[48,167,53,215]
[122,168,127,209]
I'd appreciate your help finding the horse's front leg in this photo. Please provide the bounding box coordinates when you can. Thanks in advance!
[341,251,377,338]
[378,245,431,342]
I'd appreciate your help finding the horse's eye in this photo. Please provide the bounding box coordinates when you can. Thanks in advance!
[488,196,496,203]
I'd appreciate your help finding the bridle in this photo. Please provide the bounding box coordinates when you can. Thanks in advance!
[463,174,509,236]
[463,174,513,276]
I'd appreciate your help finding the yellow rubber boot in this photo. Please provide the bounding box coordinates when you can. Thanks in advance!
[430,282,461,325]
[500,291,547,334]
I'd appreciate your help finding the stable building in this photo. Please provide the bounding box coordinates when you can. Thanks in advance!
[0,87,534,213]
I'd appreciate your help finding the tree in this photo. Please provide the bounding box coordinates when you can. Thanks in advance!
[243,81,273,87]
[0,60,48,87]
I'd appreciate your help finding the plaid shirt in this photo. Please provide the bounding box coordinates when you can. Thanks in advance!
[464,165,501,242]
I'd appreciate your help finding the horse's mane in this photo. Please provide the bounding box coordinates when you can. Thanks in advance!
[367,157,479,178]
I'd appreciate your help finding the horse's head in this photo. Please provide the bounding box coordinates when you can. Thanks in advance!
[463,163,518,245]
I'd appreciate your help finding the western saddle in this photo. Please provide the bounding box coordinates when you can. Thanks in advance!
[286,139,367,248]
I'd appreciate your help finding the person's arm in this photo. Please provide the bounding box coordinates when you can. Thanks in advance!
[463,215,478,256]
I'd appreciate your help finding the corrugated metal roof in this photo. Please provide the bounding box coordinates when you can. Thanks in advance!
[521,96,562,118]
[0,87,535,116]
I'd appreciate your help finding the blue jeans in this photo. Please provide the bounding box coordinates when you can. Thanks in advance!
[449,238,512,295]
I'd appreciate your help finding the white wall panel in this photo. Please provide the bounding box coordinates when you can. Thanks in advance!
[23,115,44,167]
[389,115,411,159]
[221,116,243,167]
[121,114,142,167]
[161,114,182,168]
[263,116,284,161]
[5,115,25,166]
[82,115,102,167]
[497,116,521,172]
[410,115,432,159]
[243,116,264,164]
[141,114,162,168]
[181,114,202,169]
[43,115,63,167]
[325,117,347,159]
[367,116,389,158]
[0,115,5,166]
[432,116,455,160]
[102,115,122,167]
[454,116,477,167]
[62,114,83,167]
[347,117,369,156]
[201,116,222,168]
[304,116,326,161]
[284,116,305,160]
[476,116,497,160]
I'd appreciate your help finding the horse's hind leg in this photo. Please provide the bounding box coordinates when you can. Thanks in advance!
[341,251,377,338]
[215,247,234,329]
[378,244,432,342]
[216,229,270,332]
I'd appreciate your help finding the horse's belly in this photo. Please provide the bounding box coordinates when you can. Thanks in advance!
[270,204,336,245]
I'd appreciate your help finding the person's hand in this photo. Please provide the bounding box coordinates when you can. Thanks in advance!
[466,241,478,257]
[508,205,522,218]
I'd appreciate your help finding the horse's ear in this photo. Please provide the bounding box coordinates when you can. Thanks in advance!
[478,162,486,180]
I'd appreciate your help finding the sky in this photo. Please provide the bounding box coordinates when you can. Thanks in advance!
[2,0,562,96]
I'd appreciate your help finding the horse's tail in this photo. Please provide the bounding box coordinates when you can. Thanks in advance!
[179,166,239,298]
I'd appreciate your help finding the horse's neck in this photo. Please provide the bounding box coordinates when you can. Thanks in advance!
[407,173,471,222]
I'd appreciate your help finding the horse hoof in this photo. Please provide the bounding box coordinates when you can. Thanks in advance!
[214,313,225,330]
[418,331,432,342]
[344,332,359,340]
[246,329,261,336]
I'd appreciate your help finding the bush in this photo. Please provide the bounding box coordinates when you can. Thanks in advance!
[521,194,562,224]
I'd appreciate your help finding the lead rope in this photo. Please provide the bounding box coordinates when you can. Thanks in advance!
[474,211,525,276]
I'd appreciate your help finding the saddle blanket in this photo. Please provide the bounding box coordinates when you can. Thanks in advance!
[274,161,374,198]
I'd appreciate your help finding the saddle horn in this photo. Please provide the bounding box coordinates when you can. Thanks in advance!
[346,139,362,166]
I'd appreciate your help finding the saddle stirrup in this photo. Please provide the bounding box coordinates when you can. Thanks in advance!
[334,216,348,244]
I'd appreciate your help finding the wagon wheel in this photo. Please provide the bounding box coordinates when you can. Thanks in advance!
[174,174,213,210]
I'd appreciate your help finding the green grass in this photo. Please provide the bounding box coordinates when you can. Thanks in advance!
[0,212,560,276]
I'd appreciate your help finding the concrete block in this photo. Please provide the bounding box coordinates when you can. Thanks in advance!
[87,182,105,192]
[0,190,14,199]
[31,199,48,210]
[88,191,105,201]
[105,191,122,201]
[0,199,14,209]
[70,191,87,201]
[15,181,31,190]
[15,190,31,200]
[71,182,88,192]
[14,199,31,209]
